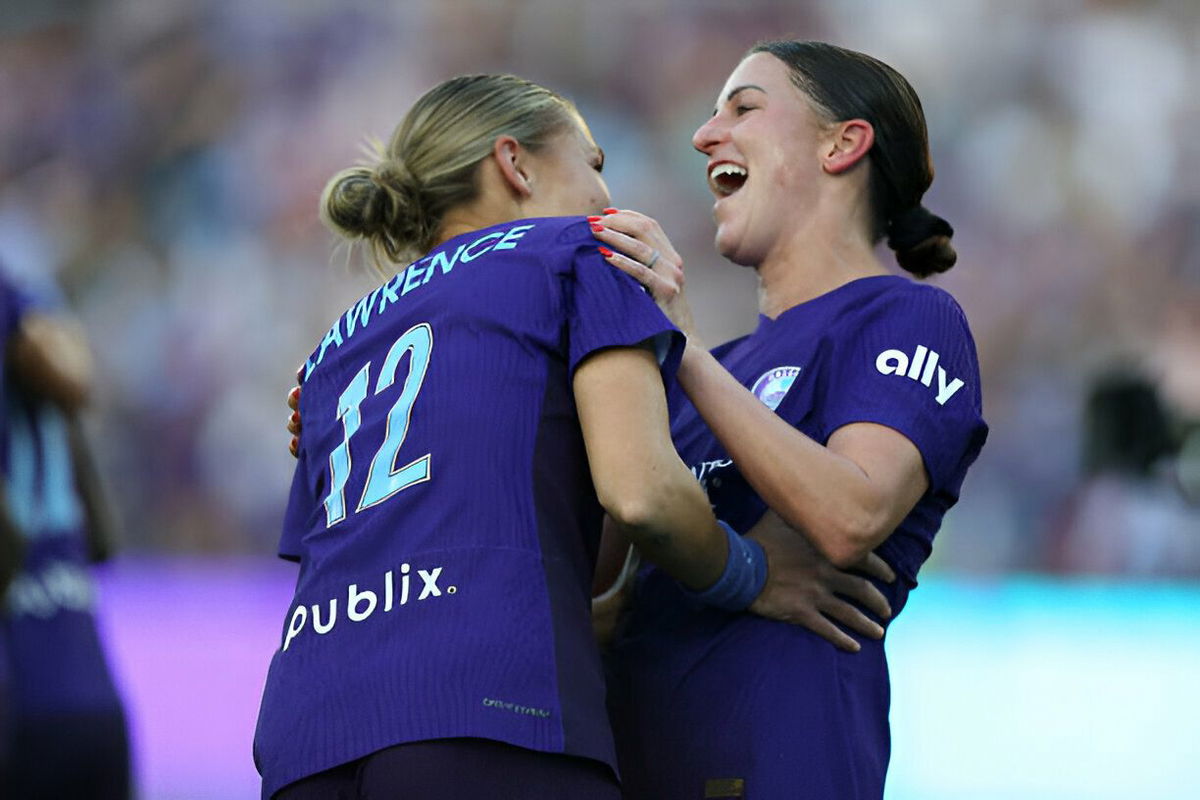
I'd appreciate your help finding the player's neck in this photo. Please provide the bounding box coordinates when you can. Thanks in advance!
[434,158,531,250]
[434,206,516,250]
[755,229,886,320]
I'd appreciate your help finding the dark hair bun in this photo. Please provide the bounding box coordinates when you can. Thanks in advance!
[886,205,957,278]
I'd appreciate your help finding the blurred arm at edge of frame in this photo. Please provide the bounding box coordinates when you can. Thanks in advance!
[8,312,119,563]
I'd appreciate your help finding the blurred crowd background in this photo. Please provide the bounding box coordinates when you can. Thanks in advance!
[2,0,1198,575]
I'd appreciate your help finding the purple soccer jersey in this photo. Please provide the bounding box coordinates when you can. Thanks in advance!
[0,269,34,471]
[672,274,987,584]
[608,275,987,799]
[254,217,681,797]
[0,267,127,733]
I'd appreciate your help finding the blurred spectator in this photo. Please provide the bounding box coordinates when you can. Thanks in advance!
[1046,370,1200,576]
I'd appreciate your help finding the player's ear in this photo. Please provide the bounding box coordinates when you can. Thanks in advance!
[492,136,534,198]
[821,119,874,174]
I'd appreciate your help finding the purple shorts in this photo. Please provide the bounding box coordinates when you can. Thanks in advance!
[273,737,620,800]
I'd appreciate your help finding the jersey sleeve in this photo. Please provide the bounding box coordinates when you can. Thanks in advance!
[560,225,684,381]
[819,286,988,499]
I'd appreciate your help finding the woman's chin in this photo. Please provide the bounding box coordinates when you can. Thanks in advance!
[714,232,758,268]
[713,227,736,259]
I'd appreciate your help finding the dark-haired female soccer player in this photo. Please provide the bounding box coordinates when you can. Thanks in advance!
[593,41,988,798]
[255,71,893,800]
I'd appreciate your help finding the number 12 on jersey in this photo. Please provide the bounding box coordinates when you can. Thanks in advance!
[323,323,434,527]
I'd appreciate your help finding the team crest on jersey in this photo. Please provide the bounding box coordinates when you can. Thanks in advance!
[751,366,802,411]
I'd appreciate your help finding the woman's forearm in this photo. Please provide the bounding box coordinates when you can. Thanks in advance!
[677,342,919,566]
[574,345,729,590]
[8,314,93,413]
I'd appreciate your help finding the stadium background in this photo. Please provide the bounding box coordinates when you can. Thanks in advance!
[2,0,1198,797]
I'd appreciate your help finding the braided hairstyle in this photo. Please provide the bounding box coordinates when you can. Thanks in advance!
[750,40,956,278]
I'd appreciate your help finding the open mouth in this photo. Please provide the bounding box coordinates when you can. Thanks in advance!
[708,162,748,196]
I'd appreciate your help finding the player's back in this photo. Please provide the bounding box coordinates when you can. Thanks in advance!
[256,215,676,797]
[288,217,589,564]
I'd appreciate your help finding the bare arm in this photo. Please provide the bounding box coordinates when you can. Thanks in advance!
[591,517,638,647]
[746,510,896,651]
[594,209,927,567]
[6,311,112,560]
[676,344,927,567]
[593,514,634,598]
[7,313,93,413]
[573,343,727,591]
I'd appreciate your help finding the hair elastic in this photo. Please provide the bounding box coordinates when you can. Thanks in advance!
[886,204,953,253]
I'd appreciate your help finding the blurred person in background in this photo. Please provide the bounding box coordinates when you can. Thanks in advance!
[1047,369,1200,575]
[256,72,892,800]
[590,40,987,798]
[0,258,129,799]
[0,259,29,789]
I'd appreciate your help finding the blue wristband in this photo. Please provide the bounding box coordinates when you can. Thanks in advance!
[687,520,768,611]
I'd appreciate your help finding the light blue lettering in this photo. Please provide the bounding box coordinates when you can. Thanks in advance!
[344,288,380,337]
[376,274,401,312]
[401,262,427,296]
[460,232,504,263]
[429,244,466,279]
[493,224,534,250]
[303,224,536,380]
[314,322,344,370]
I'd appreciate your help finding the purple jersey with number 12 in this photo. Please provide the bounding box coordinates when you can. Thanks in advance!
[253,217,682,798]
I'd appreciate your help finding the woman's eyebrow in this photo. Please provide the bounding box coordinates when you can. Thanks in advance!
[727,84,766,101]
[713,84,767,114]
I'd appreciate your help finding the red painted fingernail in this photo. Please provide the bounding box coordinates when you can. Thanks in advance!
[587,215,603,222]
[590,223,604,233]
[598,246,614,257]
[603,207,618,215]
